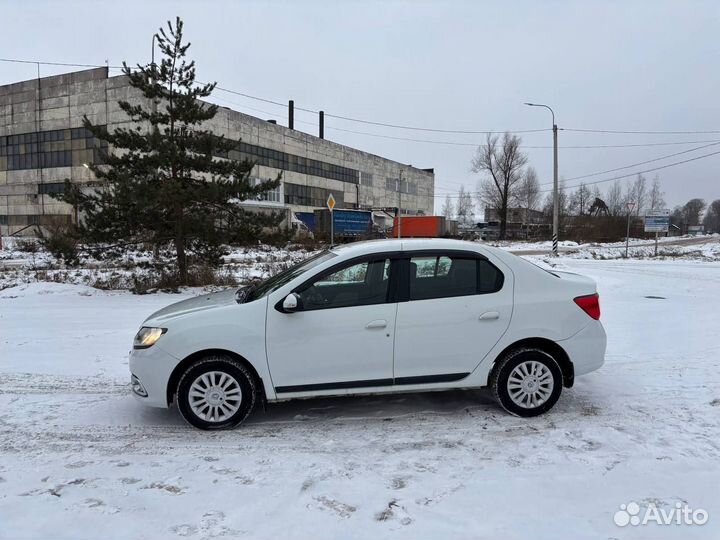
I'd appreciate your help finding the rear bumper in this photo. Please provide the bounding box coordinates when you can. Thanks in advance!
[129,344,181,408]
[559,320,606,376]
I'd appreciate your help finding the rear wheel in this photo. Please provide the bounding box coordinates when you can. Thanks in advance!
[491,348,563,417]
[176,356,257,430]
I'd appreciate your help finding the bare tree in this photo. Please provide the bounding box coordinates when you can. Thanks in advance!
[515,166,541,211]
[648,175,666,210]
[630,174,648,216]
[441,194,454,221]
[471,132,528,239]
[455,185,475,227]
[605,180,624,216]
[569,183,592,215]
[542,180,570,226]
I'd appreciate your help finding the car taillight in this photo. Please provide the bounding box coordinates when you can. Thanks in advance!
[574,293,601,320]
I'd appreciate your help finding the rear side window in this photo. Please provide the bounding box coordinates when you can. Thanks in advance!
[478,259,504,293]
[408,255,503,301]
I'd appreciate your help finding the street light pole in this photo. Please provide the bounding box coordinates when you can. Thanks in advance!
[397,170,403,240]
[625,201,635,258]
[151,35,158,136]
[525,103,559,256]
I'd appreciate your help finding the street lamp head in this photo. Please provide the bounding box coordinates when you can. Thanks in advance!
[524,102,536,106]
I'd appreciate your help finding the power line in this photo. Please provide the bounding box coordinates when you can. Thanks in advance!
[206,90,720,151]
[540,150,720,192]
[294,124,720,149]
[564,127,720,135]
[0,57,115,69]
[0,57,549,134]
[541,141,720,185]
[320,113,549,135]
[436,149,720,198]
[3,57,719,138]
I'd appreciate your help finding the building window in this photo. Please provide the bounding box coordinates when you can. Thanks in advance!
[385,177,415,194]
[284,183,344,208]
[0,215,7,225]
[38,182,66,195]
[251,177,281,203]
[0,127,107,172]
[359,171,373,186]
[223,139,360,185]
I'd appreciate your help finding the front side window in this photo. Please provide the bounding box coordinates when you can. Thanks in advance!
[408,255,503,301]
[297,258,391,310]
[244,250,336,302]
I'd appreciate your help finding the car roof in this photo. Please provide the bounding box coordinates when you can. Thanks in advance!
[330,238,487,257]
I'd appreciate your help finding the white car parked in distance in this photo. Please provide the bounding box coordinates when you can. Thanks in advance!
[130,239,606,430]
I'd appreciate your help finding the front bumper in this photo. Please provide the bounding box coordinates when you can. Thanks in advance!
[559,320,607,376]
[129,344,181,408]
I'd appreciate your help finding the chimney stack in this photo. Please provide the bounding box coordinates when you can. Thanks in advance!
[288,100,294,130]
[319,110,324,139]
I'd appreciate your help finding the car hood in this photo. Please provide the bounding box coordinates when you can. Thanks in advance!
[144,288,240,324]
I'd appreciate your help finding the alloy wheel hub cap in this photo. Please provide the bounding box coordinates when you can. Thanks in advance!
[188,371,243,422]
[507,360,554,409]
[206,387,225,406]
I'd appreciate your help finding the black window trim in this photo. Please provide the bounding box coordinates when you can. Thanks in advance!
[273,248,504,312]
[399,249,504,302]
[274,251,404,313]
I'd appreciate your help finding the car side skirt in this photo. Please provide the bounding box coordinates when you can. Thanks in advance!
[274,372,469,394]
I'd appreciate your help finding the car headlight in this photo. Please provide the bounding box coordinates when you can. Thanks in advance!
[133,327,167,349]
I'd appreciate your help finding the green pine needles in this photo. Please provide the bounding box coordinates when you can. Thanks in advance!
[58,17,282,282]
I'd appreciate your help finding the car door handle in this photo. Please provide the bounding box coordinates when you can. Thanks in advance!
[479,311,500,321]
[365,319,388,329]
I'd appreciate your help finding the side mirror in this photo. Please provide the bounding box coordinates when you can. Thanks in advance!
[282,293,301,313]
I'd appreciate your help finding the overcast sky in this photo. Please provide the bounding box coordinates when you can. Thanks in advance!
[2,0,718,213]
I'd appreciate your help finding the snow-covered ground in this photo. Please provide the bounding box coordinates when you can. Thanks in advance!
[493,234,720,260]
[1,256,719,539]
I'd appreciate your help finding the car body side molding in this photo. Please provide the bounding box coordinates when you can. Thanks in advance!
[274,372,470,393]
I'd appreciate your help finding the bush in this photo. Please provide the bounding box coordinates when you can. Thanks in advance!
[14,238,41,253]
[130,264,240,294]
[36,223,81,266]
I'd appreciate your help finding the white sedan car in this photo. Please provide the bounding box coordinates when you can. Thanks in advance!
[130,239,606,429]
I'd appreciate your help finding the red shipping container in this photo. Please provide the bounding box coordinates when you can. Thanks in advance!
[392,216,444,238]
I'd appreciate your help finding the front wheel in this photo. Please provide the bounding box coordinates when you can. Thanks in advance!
[176,356,257,430]
[490,348,563,417]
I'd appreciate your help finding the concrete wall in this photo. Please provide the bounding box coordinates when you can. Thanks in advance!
[1,68,434,236]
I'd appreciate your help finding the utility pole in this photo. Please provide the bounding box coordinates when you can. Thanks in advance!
[397,170,403,239]
[150,34,160,258]
[525,103,559,256]
[151,35,158,136]
[625,201,635,257]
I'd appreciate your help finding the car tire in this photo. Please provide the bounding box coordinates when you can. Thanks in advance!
[490,347,563,417]
[176,355,257,430]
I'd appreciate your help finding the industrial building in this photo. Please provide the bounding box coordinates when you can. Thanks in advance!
[0,67,435,236]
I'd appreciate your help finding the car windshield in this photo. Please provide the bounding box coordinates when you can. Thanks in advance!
[242,250,337,302]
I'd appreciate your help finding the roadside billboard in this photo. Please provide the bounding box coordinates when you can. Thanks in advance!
[644,209,670,233]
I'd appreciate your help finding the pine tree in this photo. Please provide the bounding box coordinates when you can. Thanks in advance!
[59,17,280,283]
